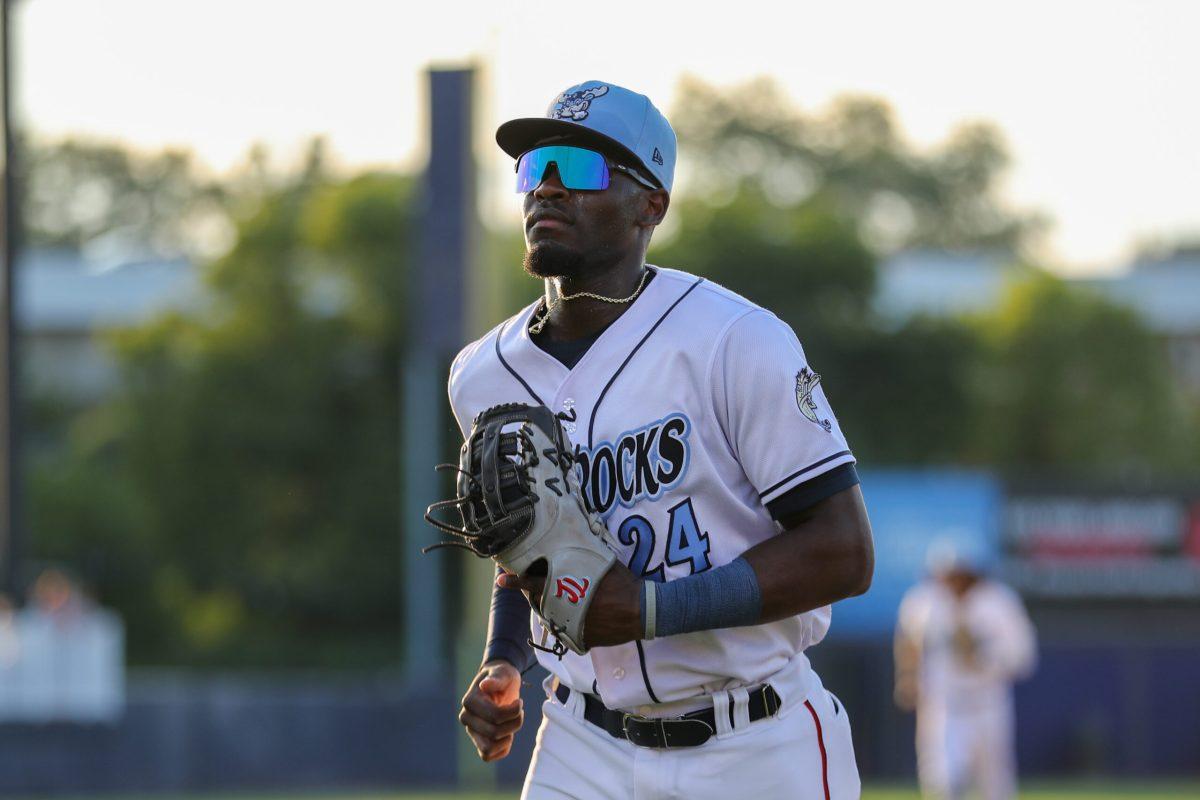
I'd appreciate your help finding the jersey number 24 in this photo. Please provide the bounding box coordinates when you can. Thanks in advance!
[616,497,712,582]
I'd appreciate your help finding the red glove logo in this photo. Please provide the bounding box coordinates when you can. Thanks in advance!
[555,576,590,605]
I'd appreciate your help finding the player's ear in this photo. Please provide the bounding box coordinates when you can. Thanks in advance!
[639,188,670,228]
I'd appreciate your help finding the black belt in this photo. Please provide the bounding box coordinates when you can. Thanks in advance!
[554,681,781,749]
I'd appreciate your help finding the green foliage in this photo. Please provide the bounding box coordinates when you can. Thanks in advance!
[825,318,984,466]
[30,165,413,666]
[970,273,1191,472]
[653,189,875,345]
[670,76,1047,254]
[483,223,541,324]
[23,137,231,258]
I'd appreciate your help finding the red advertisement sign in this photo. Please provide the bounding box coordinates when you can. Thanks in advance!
[1002,494,1200,597]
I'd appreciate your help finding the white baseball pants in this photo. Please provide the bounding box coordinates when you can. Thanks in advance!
[917,700,1016,800]
[520,671,861,800]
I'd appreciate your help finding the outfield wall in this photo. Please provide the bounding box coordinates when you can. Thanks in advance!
[0,642,1197,794]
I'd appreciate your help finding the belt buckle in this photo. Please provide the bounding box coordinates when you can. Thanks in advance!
[621,712,669,749]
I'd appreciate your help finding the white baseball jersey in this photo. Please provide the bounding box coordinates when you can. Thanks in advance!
[448,266,856,711]
[896,578,1037,712]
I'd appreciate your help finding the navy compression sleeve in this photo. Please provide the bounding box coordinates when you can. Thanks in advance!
[483,566,536,672]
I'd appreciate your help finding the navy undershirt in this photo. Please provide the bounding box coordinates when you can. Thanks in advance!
[529,269,656,369]
[533,325,609,370]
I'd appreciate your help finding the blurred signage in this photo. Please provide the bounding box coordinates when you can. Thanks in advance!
[1001,493,1200,598]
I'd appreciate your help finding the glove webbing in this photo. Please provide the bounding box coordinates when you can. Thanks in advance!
[423,408,574,557]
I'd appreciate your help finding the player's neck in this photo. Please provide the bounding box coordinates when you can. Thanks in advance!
[538,256,649,342]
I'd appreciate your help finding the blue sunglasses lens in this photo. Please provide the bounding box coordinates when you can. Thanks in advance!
[516,146,610,192]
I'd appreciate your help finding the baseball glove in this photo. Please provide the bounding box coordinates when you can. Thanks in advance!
[424,402,617,657]
[951,619,982,670]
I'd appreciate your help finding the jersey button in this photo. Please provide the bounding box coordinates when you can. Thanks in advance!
[612,667,625,680]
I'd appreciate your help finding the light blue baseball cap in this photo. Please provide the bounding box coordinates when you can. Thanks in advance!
[496,80,677,192]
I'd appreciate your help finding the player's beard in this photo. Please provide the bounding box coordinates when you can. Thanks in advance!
[523,240,586,281]
[523,240,621,282]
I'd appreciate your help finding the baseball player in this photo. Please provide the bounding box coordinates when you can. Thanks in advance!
[449,80,874,800]
[894,540,1038,800]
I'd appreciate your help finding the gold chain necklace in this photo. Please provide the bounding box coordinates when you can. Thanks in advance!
[528,268,650,336]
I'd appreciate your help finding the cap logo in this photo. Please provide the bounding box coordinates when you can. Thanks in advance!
[652,147,664,165]
[550,85,609,121]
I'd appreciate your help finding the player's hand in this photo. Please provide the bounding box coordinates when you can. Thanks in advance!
[498,563,643,647]
[459,660,524,762]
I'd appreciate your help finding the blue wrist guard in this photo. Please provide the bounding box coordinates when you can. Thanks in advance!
[640,556,763,639]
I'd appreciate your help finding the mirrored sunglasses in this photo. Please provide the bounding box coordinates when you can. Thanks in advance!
[515,145,657,192]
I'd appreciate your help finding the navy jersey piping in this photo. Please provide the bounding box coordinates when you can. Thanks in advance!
[758,450,853,499]
[494,316,544,405]
[586,276,705,448]
[584,275,703,707]
[635,641,662,703]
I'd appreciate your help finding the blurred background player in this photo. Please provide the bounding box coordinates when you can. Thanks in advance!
[894,539,1037,800]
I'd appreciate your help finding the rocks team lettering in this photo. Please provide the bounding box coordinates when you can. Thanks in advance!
[574,413,691,517]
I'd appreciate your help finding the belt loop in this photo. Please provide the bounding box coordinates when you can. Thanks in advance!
[551,678,586,719]
[712,690,735,738]
[568,687,586,719]
[730,686,751,730]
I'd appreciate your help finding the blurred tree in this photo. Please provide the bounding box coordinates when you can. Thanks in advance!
[483,222,540,321]
[22,137,234,261]
[668,76,1048,254]
[1131,234,1200,264]
[29,159,413,666]
[653,188,874,345]
[828,318,984,465]
[971,273,1192,471]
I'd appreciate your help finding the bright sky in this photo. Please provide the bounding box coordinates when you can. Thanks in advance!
[15,0,1200,274]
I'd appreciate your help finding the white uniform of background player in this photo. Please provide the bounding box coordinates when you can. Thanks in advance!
[894,543,1037,800]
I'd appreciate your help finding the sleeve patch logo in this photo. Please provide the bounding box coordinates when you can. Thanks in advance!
[549,85,609,121]
[795,368,833,433]
[554,576,590,605]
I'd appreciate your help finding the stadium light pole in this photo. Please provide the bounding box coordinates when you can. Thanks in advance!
[0,0,21,598]
[401,67,474,684]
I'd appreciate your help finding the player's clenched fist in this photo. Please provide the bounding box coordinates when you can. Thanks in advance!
[459,660,523,762]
